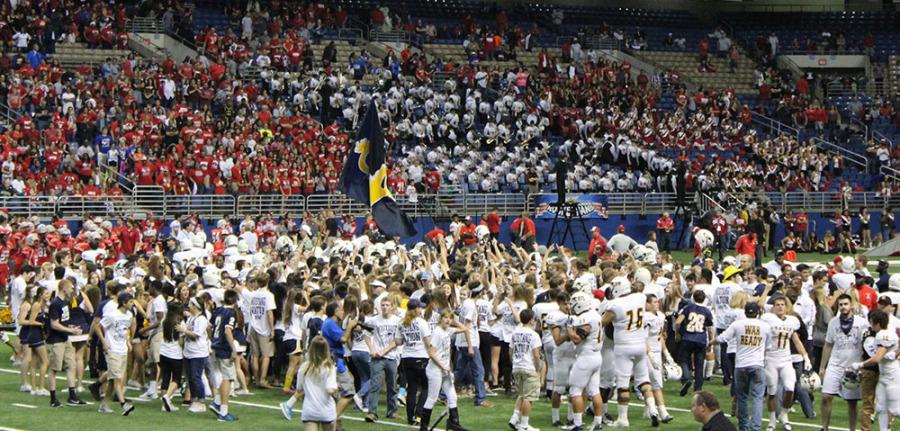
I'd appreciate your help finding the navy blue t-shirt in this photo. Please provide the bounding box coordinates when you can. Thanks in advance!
[211,307,237,359]
[47,297,71,344]
[677,302,713,346]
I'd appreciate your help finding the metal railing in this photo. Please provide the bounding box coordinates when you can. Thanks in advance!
[881,165,900,183]
[811,136,868,172]
[6,191,900,221]
[751,111,800,140]
[827,81,888,97]
[0,99,22,127]
[873,129,894,148]
[370,29,413,46]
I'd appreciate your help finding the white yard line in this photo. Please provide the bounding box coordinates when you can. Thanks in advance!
[0,366,849,430]
[10,403,36,409]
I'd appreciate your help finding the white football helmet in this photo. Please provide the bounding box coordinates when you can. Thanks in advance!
[275,235,296,254]
[569,291,593,315]
[695,228,715,249]
[889,273,900,292]
[842,370,860,391]
[664,363,682,381]
[573,276,594,293]
[475,225,490,242]
[800,372,822,392]
[632,245,656,265]
[225,235,239,248]
[634,267,652,285]
[611,276,632,298]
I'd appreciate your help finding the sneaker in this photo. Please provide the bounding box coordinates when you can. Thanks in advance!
[235,388,250,396]
[188,403,207,413]
[563,426,583,431]
[19,383,32,392]
[602,414,616,426]
[660,415,675,423]
[127,379,141,388]
[50,399,61,408]
[509,418,518,430]
[679,381,692,397]
[161,395,174,412]
[779,412,792,431]
[766,424,776,431]
[210,403,222,416]
[651,414,660,428]
[67,397,87,406]
[352,394,365,411]
[365,413,377,422]
[485,388,499,397]
[217,413,238,422]
[279,401,293,421]
[139,389,158,400]
[39,389,50,396]
[475,400,495,408]
[518,426,540,431]
[98,404,113,413]
[89,382,102,401]
[122,402,135,416]
[30,389,39,396]
[611,418,630,427]
[397,393,406,407]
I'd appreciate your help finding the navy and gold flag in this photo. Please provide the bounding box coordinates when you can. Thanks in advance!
[340,100,417,238]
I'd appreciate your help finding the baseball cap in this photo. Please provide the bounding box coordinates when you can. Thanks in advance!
[117,292,134,306]
[744,302,761,318]
[617,225,625,232]
[591,226,600,233]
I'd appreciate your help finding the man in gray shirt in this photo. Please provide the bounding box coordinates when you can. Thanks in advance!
[607,225,638,254]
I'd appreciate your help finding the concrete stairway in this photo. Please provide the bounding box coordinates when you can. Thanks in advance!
[51,42,131,69]
[636,50,757,94]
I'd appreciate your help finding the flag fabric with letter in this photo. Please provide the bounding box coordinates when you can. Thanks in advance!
[340,101,417,238]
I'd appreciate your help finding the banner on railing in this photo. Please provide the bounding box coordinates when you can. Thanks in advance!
[534,194,608,219]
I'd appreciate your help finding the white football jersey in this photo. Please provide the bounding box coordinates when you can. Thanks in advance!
[761,313,800,361]
[644,310,665,353]
[571,309,602,355]
[608,293,648,346]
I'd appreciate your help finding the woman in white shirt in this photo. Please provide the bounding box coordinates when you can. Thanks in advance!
[159,302,185,413]
[181,298,210,413]
[397,299,432,426]
[282,289,307,393]
[423,309,471,430]
[297,336,338,430]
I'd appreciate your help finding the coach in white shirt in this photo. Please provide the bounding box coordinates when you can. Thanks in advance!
[717,302,771,431]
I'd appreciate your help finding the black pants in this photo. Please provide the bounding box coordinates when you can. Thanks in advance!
[718,328,733,385]
[660,231,671,252]
[499,341,512,392]
[400,357,428,423]
[159,355,183,391]
[478,332,492,383]
[272,329,286,379]
[678,341,707,392]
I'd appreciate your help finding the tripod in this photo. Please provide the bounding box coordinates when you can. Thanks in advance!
[546,201,589,250]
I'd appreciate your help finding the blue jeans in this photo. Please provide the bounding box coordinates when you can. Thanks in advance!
[367,357,398,418]
[454,346,487,404]
[734,366,766,431]
[351,351,372,400]
[187,357,208,401]
[679,341,707,392]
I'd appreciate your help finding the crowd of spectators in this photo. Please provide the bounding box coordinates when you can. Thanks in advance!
[0,0,891,206]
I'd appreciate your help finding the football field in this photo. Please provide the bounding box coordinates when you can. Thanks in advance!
[0,343,862,431]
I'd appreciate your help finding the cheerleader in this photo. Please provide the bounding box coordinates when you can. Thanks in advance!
[422,309,470,431]
[19,286,51,395]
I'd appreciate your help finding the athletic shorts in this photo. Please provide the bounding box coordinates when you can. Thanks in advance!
[765,359,796,395]
[823,365,861,400]
[336,369,356,398]
[213,356,237,381]
[614,343,652,388]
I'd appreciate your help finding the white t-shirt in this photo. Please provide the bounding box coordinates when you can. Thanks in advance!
[824,315,868,368]
[713,283,742,329]
[160,326,184,360]
[761,313,800,361]
[497,300,527,343]
[399,317,431,358]
[248,288,276,336]
[475,298,494,333]
[297,364,338,422]
[368,314,401,360]
[717,318,772,368]
[183,314,209,359]
[100,308,134,355]
[284,304,303,342]
[510,325,542,372]
[455,299,478,348]
[608,293,648,346]
[148,294,167,336]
